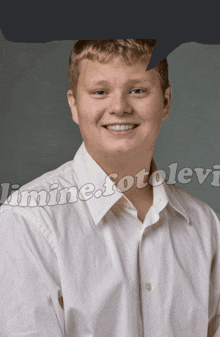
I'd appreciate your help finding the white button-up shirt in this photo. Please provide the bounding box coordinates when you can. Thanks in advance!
[1,142,220,337]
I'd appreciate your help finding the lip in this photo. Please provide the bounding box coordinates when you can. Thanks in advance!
[102,123,139,127]
[103,124,139,135]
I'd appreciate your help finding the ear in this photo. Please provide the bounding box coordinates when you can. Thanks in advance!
[162,85,172,121]
[67,89,79,125]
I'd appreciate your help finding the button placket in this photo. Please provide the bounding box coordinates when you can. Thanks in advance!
[140,227,153,298]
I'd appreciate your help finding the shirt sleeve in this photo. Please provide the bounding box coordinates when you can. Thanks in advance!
[208,212,220,337]
[0,207,65,337]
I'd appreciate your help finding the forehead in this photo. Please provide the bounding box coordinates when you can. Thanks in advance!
[78,56,160,86]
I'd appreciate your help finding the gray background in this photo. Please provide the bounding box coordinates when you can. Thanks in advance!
[0,30,220,213]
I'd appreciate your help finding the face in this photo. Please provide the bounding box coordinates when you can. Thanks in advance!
[67,57,172,164]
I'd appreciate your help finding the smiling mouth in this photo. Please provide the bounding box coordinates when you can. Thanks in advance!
[103,124,139,131]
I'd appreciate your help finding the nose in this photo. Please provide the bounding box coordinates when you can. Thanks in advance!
[109,92,133,115]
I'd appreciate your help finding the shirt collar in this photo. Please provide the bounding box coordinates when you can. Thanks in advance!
[71,142,123,225]
[163,182,190,224]
[150,158,190,224]
[72,142,189,225]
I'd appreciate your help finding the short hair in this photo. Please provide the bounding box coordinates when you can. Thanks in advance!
[68,39,169,98]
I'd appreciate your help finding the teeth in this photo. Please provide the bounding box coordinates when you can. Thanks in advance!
[106,124,136,131]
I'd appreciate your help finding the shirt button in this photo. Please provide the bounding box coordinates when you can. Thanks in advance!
[145,283,152,291]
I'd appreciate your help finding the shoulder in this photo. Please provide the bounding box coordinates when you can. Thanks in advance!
[19,159,76,193]
[0,159,77,246]
[166,182,220,226]
[165,183,220,259]
[0,159,76,209]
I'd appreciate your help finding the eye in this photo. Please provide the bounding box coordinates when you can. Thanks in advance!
[94,90,107,96]
[131,88,145,94]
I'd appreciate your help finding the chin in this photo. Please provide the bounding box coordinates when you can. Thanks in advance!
[107,146,135,155]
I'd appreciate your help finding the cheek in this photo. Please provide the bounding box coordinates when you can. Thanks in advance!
[144,98,164,119]
[95,110,105,124]
[78,97,105,124]
[77,102,104,126]
[150,95,164,109]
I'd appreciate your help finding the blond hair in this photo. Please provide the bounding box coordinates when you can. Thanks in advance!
[68,39,169,97]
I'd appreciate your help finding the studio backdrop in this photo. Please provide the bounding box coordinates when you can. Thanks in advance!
[0,31,220,213]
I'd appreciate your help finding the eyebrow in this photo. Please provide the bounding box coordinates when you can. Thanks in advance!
[89,80,110,86]
[89,79,149,86]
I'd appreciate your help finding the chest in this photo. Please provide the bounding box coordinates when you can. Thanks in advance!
[58,212,212,336]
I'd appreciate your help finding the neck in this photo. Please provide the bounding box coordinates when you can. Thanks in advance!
[85,144,154,204]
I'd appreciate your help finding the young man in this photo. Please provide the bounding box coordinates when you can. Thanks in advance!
[0,39,220,336]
